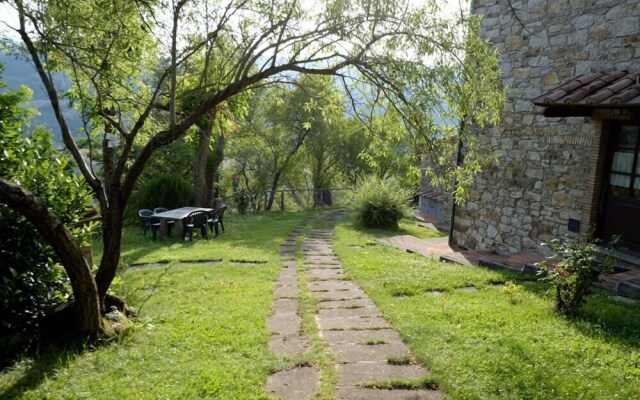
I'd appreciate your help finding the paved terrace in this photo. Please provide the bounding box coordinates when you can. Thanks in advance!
[387,212,640,302]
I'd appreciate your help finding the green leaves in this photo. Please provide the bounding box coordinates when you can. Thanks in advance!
[537,237,617,316]
[0,76,93,347]
[351,176,412,230]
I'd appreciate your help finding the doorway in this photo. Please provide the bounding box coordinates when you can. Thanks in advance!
[599,122,640,250]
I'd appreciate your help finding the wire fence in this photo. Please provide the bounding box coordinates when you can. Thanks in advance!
[221,187,355,214]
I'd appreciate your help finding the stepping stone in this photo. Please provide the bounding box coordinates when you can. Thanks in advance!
[309,280,360,291]
[269,332,310,356]
[318,298,377,309]
[282,260,297,269]
[303,251,335,256]
[305,256,341,264]
[302,243,333,250]
[425,290,445,296]
[302,244,333,250]
[458,286,478,292]
[336,362,428,386]
[279,268,297,279]
[320,329,402,345]
[268,313,301,335]
[274,298,298,314]
[327,342,410,363]
[336,387,444,400]
[230,260,267,265]
[307,270,345,280]
[305,264,343,270]
[274,285,300,299]
[312,289,367,301]
[316,316,391,330]
[266,367,319,400]
[317,306,381,318]
[279,275,299,286]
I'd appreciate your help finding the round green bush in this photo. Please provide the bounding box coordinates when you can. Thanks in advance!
[135,173,194,212]
[352,177,411,230]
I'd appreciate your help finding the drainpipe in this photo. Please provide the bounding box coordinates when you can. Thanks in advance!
[448,119,465,247]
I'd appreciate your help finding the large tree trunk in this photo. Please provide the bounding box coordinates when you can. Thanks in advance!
[205,131,226,207]
[266,169,282,211]
[194,122,213,207]
[0,178,103,336]
[94,197,124,311]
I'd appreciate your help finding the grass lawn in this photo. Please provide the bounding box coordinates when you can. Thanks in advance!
[0,211,314,400]
[2,210,639,399]
[333,215,640,399]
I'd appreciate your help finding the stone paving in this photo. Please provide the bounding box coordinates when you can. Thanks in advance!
[266,219,317,400]
[380,232,640,301]
[267,211,443,399]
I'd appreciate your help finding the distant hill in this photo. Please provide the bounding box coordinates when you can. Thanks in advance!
[1,53,83,145]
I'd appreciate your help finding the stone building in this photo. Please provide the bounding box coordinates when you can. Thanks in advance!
[449,0,640,253]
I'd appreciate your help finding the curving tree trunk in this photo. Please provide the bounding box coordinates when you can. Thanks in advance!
[0,178,103,336]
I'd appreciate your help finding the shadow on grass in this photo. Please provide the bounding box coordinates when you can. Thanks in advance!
[0,341,86,400]
[105,211,313,266]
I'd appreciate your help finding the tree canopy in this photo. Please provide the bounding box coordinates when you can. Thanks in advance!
[0,0,503,336]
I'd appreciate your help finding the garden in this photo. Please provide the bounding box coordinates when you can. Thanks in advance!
[1,209,639,399]
[1,0,639,398]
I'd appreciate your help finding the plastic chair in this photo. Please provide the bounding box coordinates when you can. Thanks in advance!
[138,209,161,240]
[208,205,227,235]
[153,207,174,236]
[184,210,209,241]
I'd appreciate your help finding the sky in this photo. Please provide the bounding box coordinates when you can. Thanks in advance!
[0,0,469,41]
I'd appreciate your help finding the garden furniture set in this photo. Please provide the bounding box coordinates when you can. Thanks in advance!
[138,205,226,241]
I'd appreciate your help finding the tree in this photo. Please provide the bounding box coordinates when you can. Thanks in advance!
[2,0,503,336]
[356,99,420,187]
[293,75,346,207]
[0,75,102,336]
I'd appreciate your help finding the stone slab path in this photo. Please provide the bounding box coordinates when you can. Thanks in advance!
[267,218,317,399]
[268,211,443,399]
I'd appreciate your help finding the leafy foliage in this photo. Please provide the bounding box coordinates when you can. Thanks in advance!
[231,175,250,215]
[134,174,193,213]
[0,75,93,353]
[537,237,616,316]
[6,0,505,334]
[352,177,411,230]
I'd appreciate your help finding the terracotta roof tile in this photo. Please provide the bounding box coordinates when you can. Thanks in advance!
[533,71,640,108]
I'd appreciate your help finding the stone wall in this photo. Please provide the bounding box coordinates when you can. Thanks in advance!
[454,0,640,253]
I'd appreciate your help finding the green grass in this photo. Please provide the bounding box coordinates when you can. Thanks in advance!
[0,210,314,400]
[4,210,640,399]
[333,215,640,400]
[92,211,316,267]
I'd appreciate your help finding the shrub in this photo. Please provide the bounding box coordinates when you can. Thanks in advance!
[0,77,93,355]
[231,175,250,215]
[537,237,616,317]
[131,173,193,216]
[352,177,411,229]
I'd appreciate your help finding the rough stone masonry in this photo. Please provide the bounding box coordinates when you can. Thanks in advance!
[453,0,640,253]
